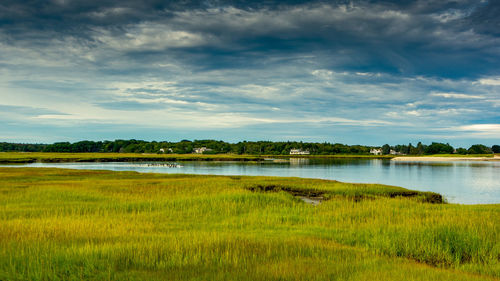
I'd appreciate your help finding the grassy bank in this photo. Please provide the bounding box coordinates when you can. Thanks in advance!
[1,152,495,165]
[0,152,266,164]
[0,168,498,280]
[277,154,394,159]
[0,152,394,164]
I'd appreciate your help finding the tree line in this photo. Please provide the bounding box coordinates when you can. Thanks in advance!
[0,140,499,155]
[383,142,498,155]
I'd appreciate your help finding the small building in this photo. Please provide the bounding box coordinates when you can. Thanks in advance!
[290,149,310,155]
[390,149,403,155]
[159,148,173,154]
[370,148,382,155]
[159,148,165,153]
[194,147,213,154]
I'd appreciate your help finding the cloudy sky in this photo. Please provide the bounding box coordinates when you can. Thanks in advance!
[1,0,499,146]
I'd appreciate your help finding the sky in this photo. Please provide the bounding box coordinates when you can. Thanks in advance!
[0,0,499,146]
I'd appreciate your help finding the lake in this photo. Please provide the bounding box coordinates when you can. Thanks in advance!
[13,158,500,204]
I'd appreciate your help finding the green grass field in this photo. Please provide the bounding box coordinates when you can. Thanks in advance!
[0,152,394,164]
[0,152,266,164]
[0,168,498,280]
[1,152,495,164]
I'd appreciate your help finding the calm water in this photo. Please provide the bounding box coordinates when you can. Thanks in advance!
[12,158,500,204]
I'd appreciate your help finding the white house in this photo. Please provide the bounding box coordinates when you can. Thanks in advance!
[390,149,403,155]
[370,148,382,155]
[290,149,310,155]
[194,147,213,154]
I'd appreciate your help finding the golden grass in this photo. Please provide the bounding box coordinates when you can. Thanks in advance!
[0,152,392,164]
[0,152,265,164]
[0,168,498,280]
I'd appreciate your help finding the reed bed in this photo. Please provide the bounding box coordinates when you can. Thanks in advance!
[0,152,268,164]
[0,168,498,280]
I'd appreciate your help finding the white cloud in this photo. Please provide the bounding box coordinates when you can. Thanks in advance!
[457,124,500,132]
[430,92,484,99]
[313,117,391,126]
[450,124,500,138]
[215,84,283,101]
[110,81,180,96]
[34,114,87,120]
[311,69,335,79]
[391,108,480,119]
[88,7,133,18]
[478,77,500,86]
[95,23,213,51]
[406,110,421,116]
[431,9,468,23]
[405,101,425,108]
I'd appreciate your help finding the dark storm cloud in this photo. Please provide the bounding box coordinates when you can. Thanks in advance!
[466,0,500,36]
[1,0,499,145]
[1,0,499,78]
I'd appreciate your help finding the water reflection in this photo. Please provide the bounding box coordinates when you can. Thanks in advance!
[289,158,310,165]
[6,159,499,204]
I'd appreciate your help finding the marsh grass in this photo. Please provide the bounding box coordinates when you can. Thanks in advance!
[0,168,498,280]
[0,152,495,165]
[0,152,266,164]
[0,152,394,164]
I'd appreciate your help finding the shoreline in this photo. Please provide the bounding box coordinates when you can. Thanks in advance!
[0,152,392,164]
[392,155,500,162]
[1,152,498,164]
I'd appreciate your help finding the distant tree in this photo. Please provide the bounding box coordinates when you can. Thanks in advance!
[455,148,468,154]
[8,139,492,156]
[407,143,413,154]
[492,145,500,153]
[381,144,391,155]
[468,144,493,154]
[0,142,46,152]
[43,142,72,152]
[425,142,454,154]
[416,142,425,154]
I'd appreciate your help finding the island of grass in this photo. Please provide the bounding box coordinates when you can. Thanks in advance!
[0,168,498,280]
[0,152,267,164]
[0,152,395,164]
[2,152,497,165]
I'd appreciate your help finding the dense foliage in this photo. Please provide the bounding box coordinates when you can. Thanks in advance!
[468,144,493,154]
[0,140,497,155]
[493,145,500,153]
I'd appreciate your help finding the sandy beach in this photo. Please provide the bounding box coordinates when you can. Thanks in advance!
[392,155,500,162]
